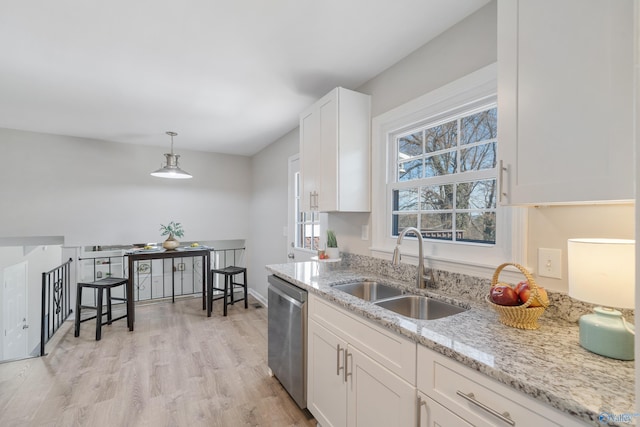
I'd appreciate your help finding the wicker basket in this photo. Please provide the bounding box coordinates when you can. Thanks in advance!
[486,263,549,330]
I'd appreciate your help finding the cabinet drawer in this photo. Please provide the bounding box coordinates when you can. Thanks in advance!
[419,392,472,427]
[309,295,415,384]
[418,347,585,426]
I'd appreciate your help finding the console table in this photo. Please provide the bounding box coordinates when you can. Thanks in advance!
[126,248,211,331]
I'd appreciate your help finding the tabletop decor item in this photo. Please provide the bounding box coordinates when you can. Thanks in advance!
[326,230,339,259]
[486,263,549,330]
[568,238,635,360]
[160,221,184,250]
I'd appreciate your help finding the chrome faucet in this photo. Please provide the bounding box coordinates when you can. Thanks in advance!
[392,227,433,289]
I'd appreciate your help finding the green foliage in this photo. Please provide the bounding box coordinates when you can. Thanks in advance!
[326,230,338,248]
[159,221,184,238]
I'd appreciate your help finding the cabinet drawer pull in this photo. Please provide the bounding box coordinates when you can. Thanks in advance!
[344,349,352,382]
[416,395,426,427]
[499,160,508,203]
[336,344,344,376]
[456,390,515,426]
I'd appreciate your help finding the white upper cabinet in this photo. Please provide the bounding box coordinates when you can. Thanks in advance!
[300,87,371,212]
[498,0,634,205]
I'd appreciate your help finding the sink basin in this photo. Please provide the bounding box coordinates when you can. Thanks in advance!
[374,295,467,320]
[333,281,403,301]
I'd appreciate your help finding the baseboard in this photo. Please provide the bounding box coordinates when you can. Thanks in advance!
[249,289,267,308]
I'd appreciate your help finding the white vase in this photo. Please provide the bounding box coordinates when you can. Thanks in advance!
[326,247,340,259]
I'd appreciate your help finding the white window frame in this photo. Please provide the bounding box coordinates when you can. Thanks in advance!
[371,63,527,279]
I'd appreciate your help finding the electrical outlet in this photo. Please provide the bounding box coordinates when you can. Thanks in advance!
[361,225,369,240]
[538,248,562,279]
[178,263,185,271]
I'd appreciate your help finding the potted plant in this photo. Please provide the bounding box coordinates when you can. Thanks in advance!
[326,230,340,259]
[160,221,184,250]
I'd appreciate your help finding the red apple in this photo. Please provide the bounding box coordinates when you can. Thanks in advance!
[514,281,529,295]
[490,285,520,306]
[519,287,548,307]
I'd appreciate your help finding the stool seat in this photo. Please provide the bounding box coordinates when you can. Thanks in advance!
[209,266,248,316]
[213,266,246,275]
[74,277,128,341]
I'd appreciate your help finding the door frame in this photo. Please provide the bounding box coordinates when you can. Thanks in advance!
[288,154,317,262]
[2,261,29,361]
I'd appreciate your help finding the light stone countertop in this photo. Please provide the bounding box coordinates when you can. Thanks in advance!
[266,260,635,427]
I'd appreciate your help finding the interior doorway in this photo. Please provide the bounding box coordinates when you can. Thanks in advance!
[2,261,28,361]
[288,155,321,263]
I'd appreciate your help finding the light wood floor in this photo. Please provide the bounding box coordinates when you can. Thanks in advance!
[0,296,316,427]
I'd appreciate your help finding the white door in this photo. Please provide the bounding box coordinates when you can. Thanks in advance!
[3,261,28,360]
[288,155,319,262]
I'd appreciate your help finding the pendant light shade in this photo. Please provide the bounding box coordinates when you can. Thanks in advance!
[151,131,193,179]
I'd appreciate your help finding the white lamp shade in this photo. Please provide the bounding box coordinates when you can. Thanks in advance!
[567,238,635,309]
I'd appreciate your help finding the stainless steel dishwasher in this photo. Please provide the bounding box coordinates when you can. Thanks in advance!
[267,274,308,409]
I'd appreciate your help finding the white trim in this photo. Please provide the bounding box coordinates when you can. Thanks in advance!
[287,154,299,252]
[371,63,529,277]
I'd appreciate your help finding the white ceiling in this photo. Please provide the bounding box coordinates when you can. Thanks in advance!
[0,0,489,156]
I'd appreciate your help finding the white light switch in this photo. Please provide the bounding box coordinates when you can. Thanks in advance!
[538,248,562,279]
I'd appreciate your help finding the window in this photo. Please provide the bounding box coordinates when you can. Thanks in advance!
[391,106,498,244]
[371,64,525,275]
[294,171,320,250]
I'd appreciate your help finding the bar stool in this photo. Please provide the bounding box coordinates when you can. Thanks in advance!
[74,277,128,341]
[209,266,248,316]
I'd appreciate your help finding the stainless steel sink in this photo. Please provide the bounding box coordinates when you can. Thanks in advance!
[374,295,467,320]
[333,281,404,301]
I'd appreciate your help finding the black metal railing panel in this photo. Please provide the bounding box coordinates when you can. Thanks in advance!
[78,255,206,303]
[40,258,73,356]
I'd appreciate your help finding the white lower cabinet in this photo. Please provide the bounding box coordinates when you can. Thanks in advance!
[347,345,415,427]
[308,320,348,427]
[308,295,587,427]
[307,295,416,427]
[418,347,587,426]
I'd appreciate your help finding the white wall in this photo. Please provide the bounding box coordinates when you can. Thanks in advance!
[528,204,635,292]
[0,128,251,246]
[247,129,299,299]
[330,0,634,295]
[359,0,498,118]
[251,0,634,300]
[247,2,500,301]
[331,0,498,258]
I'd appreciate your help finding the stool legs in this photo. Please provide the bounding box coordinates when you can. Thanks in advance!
[211,268,248,316]
[96,287,104,341]
[243,269,248,309]
[74,284,83,337]
[74,278,127,341]
[223,274,229,317]
[106,288,113,325]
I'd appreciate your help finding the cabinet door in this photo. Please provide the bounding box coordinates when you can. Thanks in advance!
[418,392,472,427]
[308,319,348,427]
[347,345,415,427]
[300,108,320,211]
[318,94,339,212]
[498,0,634,204]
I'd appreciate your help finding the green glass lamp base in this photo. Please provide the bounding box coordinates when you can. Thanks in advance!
[579,307,634,361]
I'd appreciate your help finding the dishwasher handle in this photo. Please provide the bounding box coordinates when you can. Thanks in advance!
[269,284,305,309]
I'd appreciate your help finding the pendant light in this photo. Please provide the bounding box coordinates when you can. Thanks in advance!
[150,131,193,179]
